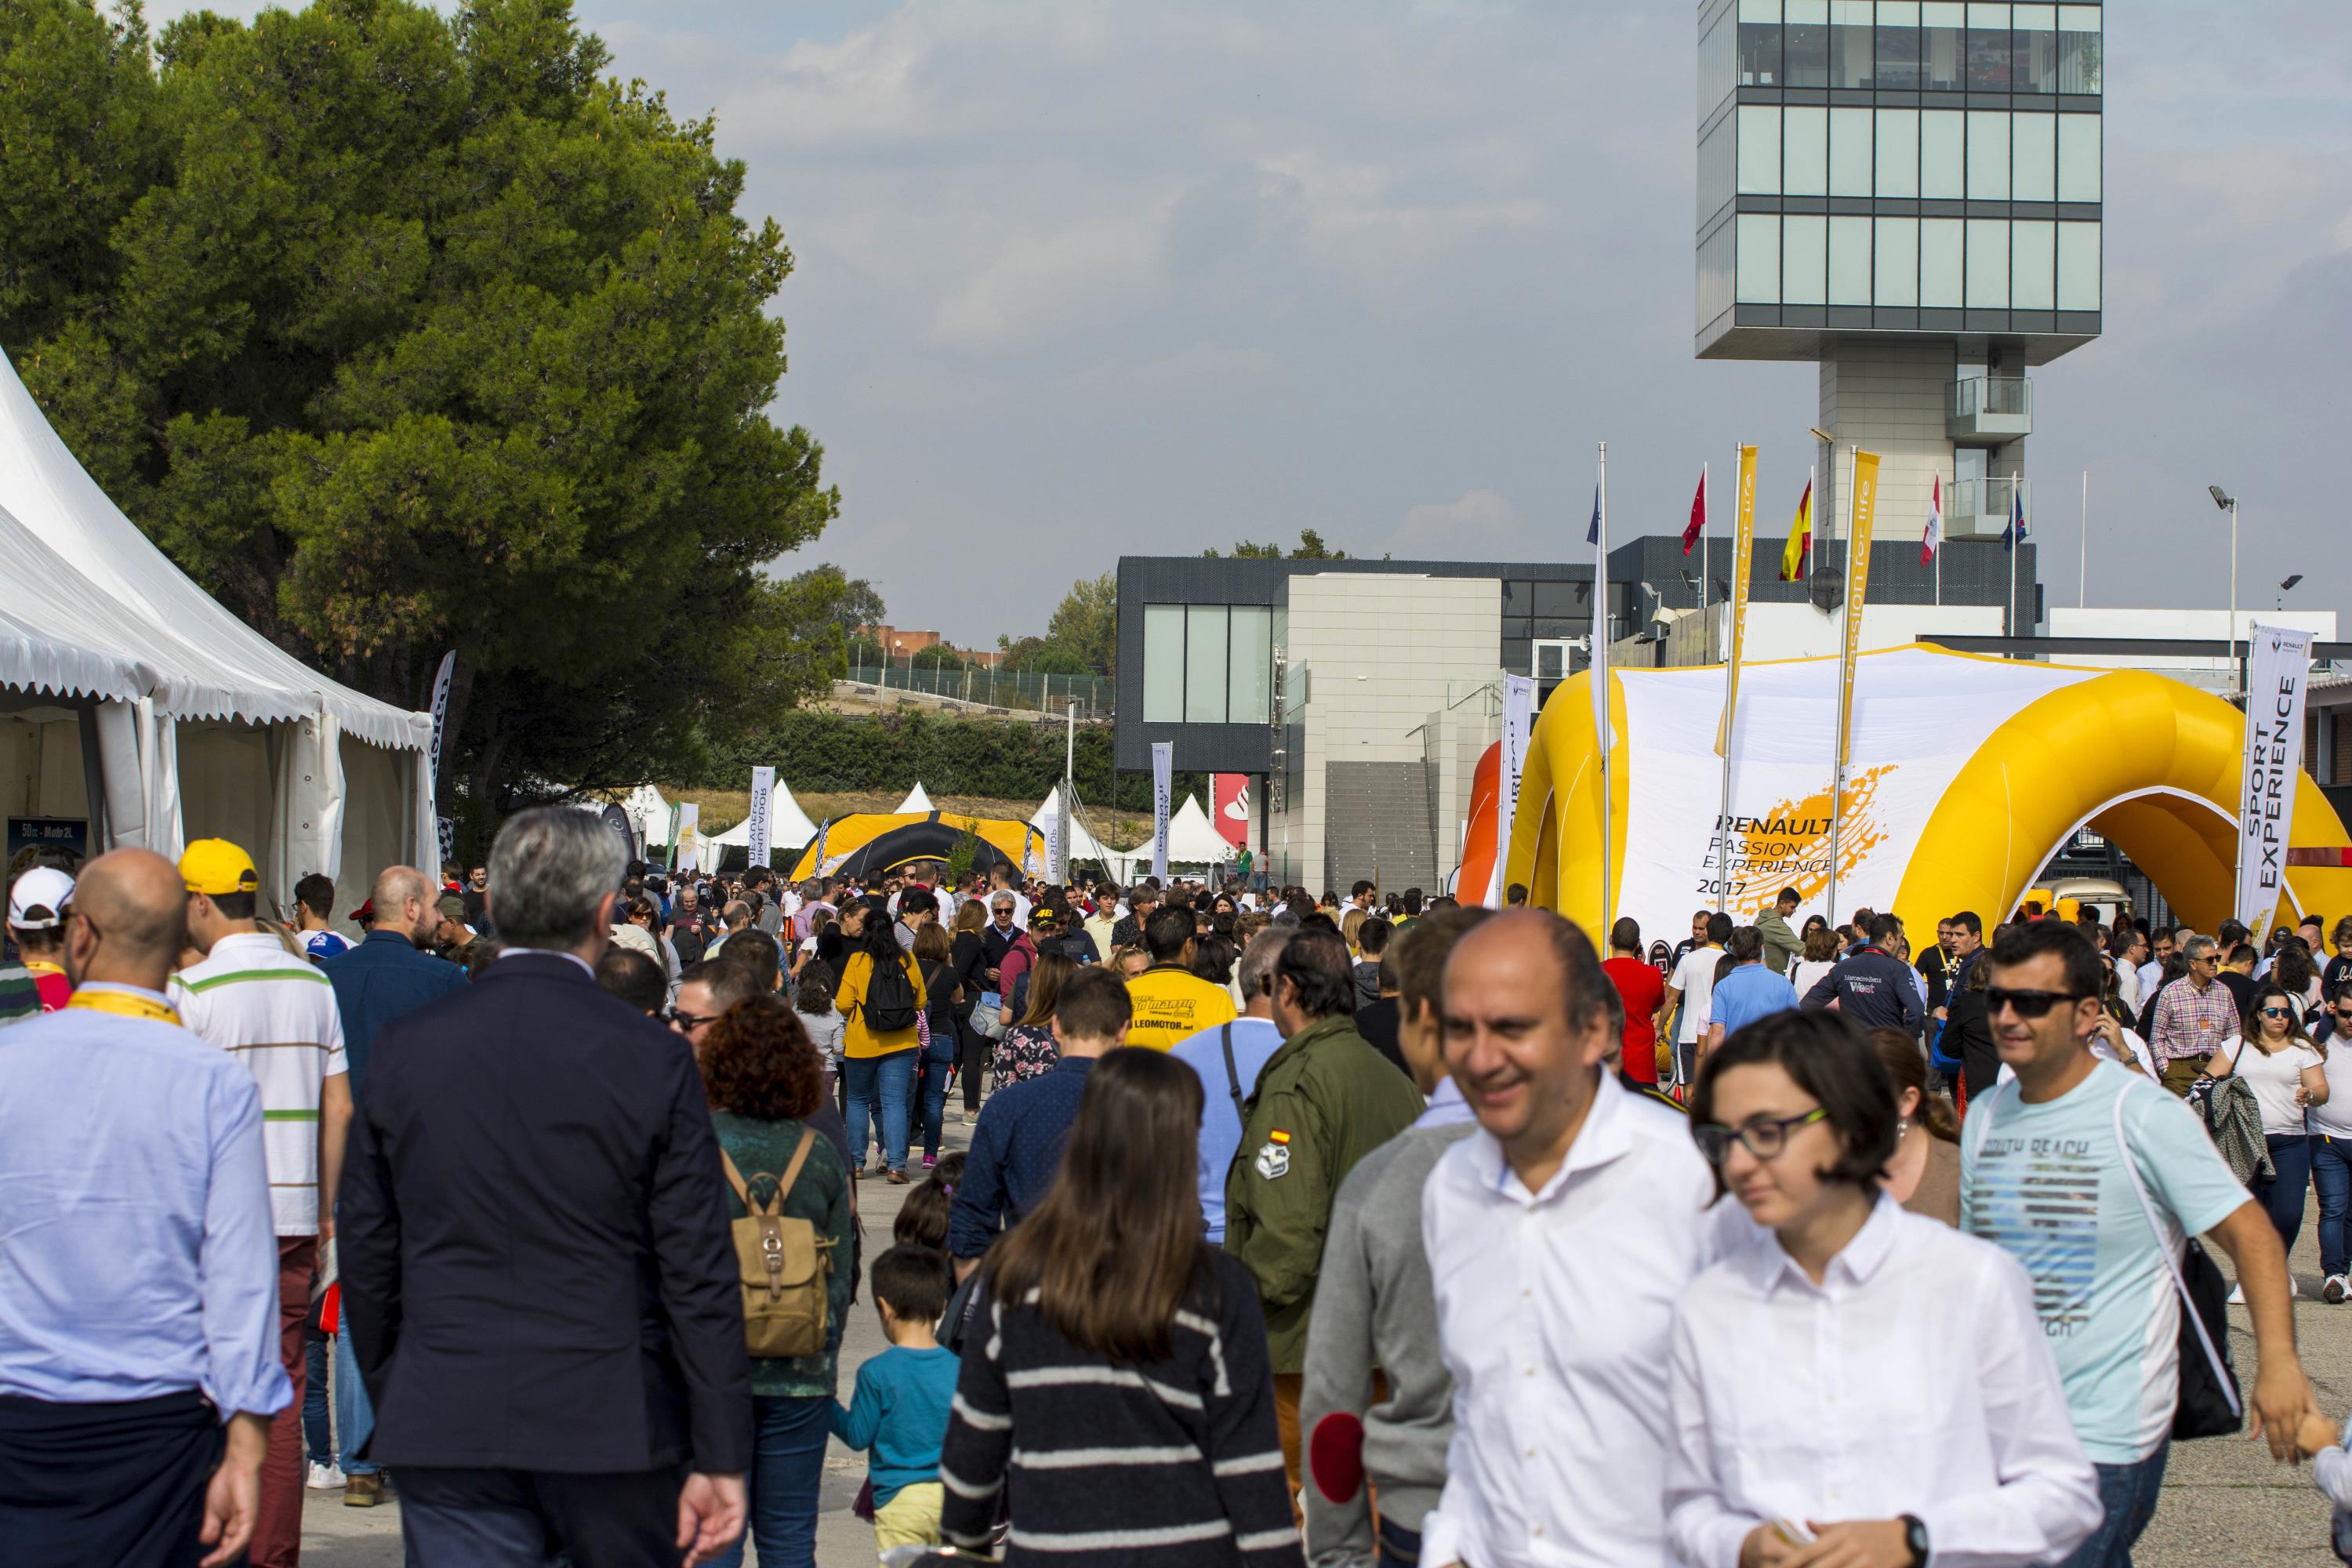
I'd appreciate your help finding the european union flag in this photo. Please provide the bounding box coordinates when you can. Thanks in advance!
[1586,484,1601,546]
[2002,485,2025,551]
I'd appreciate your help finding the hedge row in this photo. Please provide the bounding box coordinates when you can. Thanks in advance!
[699,710,1212,807]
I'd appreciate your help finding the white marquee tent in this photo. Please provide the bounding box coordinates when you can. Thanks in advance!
[709,779,821,862]
[1164,793,1236,869]
[893,782,935,815]
[1029,786,1135,880]
[0,350,434,917]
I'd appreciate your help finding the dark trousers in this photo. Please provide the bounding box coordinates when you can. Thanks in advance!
[706,1394,830,1568]
[1377,1514,1424,1568]
[253,1236,316,1568]
[303,1332,332,1466]
[960,1013,989,1112]
[397,1462,691,1567]
[2249,1133,2314,1258]
[2055,1441,2169,1567]
[0,1390,225,1568]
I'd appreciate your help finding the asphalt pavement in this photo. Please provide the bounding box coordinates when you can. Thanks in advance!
[299,1113,2350,1566]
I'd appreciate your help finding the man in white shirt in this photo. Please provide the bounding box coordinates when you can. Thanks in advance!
[1658,910,1730,1087]
[1420,909,1746,1568]
[2137,927,2182,1007]
[2112,927,2146,1018]
[172,839,351,1568]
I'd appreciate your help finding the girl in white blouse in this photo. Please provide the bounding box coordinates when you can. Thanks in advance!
[1667,1010,2099,1568]
[2210,979,2329,1279]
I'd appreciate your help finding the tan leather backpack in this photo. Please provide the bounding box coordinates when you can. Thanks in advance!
[717,1131,834,1359]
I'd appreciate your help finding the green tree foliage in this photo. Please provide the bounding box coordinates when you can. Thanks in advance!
[785,561,884,641]
[1203,529,1348,559]
[909,644,964,671]
[1045,571,1116,673]
[705,710,1205,805]
[0,0,840,834]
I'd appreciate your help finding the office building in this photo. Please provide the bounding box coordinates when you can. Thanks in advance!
[1697,2,2103,570]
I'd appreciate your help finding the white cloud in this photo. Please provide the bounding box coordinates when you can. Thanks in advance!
[931,212,1169,351]
[1386,488,1529,558]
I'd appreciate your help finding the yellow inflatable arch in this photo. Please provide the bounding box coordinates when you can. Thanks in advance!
[1509,644,2352,943]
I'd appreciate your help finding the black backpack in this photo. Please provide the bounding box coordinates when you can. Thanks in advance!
[862,954,920,1033]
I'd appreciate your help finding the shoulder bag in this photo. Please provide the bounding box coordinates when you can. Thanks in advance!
[2110,1086,2243,1439]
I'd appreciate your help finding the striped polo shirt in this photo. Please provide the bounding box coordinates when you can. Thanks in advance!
[172,932,349,1236]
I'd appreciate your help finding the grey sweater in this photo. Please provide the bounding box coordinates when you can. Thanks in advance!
[1298,1122,1475,1565]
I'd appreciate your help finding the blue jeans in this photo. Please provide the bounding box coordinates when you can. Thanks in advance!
[2250,1132,2314,1257]
[913,1051,953,1159]
[2056,1441,2169,1567]
[843,1051,914,1174]
[706,1395,831,1568]
[2312,1134,2351,1278]
[303,1334,333,1465]
[335,1315,378,1476]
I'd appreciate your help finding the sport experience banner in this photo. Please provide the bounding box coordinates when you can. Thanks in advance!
[1151,742,1173,881]
[1643,645,2103,936]
[2236,623,2316,933]
[746,766,775,870]
[1490,674,1536,906]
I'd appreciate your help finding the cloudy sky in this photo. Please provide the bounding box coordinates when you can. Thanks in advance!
[157,2,2352,647]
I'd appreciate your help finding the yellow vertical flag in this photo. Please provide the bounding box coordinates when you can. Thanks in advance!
[1715,445,1759,758]
[1836,451,1882,771]
[1778,481,1812,582]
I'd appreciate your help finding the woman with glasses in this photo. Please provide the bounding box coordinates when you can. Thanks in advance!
[1668,1011,2098,1568]
[2210,981,2330,1280]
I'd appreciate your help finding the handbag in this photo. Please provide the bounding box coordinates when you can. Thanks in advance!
[2111,1088,2243,1439]
[973,992,1005,1040]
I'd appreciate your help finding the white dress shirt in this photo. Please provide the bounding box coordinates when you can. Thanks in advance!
[1665,1198,2100,1568]
[1420,1073,1754,1567]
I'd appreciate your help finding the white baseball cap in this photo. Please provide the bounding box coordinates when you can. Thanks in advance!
[9,866,75,931]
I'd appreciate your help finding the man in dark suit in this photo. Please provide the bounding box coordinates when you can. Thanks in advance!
[339,807,750,1565]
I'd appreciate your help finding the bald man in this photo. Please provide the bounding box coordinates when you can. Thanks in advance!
[318,866,467,1505]
[0,850,288,1568]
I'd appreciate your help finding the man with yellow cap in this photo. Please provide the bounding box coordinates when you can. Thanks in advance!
[169,839,350,1568]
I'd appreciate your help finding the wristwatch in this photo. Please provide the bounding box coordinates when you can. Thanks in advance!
[1900,1513,1930,1566]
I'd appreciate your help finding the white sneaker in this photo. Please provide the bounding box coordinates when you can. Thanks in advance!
[307,1461,345,1490]
[2293,1276,2303,1298]
[2226,1283,2245,1305]
[2325,1275,2347,1305]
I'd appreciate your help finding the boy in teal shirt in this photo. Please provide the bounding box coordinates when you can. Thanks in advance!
[832,1246,960,1553]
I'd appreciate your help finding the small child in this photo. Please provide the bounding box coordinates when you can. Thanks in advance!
[892,1153,967,1253]
[833,1245,961,1557]
[2299,1407,2352,1562]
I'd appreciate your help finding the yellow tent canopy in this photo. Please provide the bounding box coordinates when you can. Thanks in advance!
[785,812,1045,883]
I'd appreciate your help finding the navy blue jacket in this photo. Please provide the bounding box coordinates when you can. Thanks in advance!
[947,1054,1097,1260]
[321,930,468,1096]
[1802,946,1926,1037]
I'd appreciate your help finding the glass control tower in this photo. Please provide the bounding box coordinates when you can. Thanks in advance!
[1696,2,2103,557]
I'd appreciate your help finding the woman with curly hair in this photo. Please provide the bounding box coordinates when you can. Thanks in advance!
[695,994,856,1568]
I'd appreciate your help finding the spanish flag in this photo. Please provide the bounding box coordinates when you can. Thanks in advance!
[1778,481,1812,582]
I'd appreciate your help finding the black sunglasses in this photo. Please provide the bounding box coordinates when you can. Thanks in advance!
[1987,986,2091,1019]
[667,1009,720,1033]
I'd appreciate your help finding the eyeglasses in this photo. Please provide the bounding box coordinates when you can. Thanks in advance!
[667,1009,720,1033]
[1987,986,2091,1019]
[1693,1108,1828,1166]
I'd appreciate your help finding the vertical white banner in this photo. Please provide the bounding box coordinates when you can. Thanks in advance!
[746,765,775,870]
[1490,673,1537,906]
[675,802,701,873]
[1044,786,1065,884]
[1151,742,1173,881]
[2236,623,2315,933]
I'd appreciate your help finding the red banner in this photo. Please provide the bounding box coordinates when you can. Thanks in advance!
[1210,773,1251,850]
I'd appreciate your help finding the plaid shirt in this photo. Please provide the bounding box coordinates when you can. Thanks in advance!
[2149,975,2239,1065]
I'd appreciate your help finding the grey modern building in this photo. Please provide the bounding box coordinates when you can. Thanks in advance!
[1697,1,2103,558]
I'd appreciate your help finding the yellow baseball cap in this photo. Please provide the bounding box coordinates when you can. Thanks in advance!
[180,839,260,896]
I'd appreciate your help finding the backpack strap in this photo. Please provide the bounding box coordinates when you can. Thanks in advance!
[1218,1021,1247,1131]
[719,1130,817,1220]
[2110,1081,2241,1420]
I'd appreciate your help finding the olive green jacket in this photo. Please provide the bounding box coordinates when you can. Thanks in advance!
[1756,909,1801,976]
[1223,1014,1425,1373]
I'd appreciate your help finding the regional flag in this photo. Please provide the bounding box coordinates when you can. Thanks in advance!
[2002,485,2025,552]
[1777,481,1812,582]
[1586,484,1601,546]
[1921,474,1944,566]
[1681,467,1706,556]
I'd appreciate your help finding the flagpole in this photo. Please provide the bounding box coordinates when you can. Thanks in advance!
[1825,443,1857,927]
[2007,481,2019,642]
[1713,444,1747,916]
[1597,441,1613,935]
[1934,470,1943,608]
[1700,461,1711,626]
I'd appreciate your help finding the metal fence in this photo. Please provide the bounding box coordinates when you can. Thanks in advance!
[842,658,1112,717]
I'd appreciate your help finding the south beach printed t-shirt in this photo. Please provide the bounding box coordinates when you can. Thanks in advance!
[1960,1062,2249,1465]
[171,932,350,1236]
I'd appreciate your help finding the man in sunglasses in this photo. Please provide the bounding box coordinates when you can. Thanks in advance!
[1962,920,2323,1568]
[2148,935,2237,1097]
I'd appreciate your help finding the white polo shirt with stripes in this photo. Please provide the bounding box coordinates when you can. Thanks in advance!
[170,931,349,1237]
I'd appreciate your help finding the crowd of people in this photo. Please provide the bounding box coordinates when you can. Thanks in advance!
[5,813,2352,1568]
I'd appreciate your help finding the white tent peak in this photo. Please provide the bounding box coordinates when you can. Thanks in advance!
[1165,794,1234,866]
[709,778,820,858]
[895,782,935,815]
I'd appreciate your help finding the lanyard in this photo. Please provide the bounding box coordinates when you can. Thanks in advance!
[66,988,183,1027]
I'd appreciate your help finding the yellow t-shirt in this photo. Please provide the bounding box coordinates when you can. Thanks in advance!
[1122,964,1238,1051]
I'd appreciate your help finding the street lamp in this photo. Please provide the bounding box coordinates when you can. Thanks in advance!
[2209,485,2239,691]
[2279,573,2303,610]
